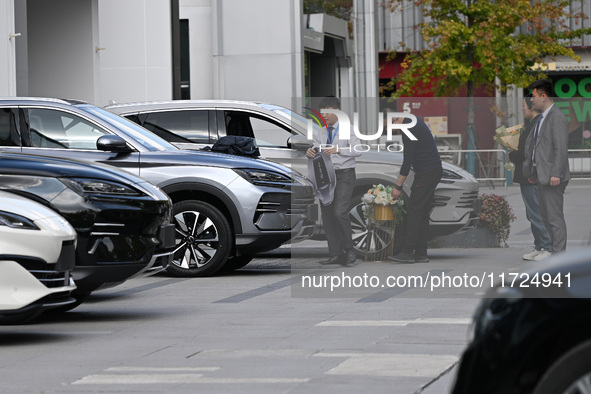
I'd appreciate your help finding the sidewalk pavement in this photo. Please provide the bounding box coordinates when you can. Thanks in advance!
[479,180,591,251]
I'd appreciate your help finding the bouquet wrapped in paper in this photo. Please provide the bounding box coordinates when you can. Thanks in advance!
[494,123,523,171]
[494,123,522,151]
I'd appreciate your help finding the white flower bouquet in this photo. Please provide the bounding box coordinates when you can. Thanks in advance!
[361,184,405,222]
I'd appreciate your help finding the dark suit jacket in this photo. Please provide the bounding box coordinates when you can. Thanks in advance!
[523,104,570,185]
[508,117,536,184]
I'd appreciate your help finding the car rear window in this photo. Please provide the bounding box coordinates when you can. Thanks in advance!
[143,110,209,143]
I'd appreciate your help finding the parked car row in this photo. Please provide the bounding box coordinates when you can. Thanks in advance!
[0,96,479,323]
[0,152,175,311]
[0,97,318,322]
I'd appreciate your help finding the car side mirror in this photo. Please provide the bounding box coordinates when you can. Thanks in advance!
[288,135,313,151]
[96,135,133,152]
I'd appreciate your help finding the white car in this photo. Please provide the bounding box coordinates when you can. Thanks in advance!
[0,192,77,324]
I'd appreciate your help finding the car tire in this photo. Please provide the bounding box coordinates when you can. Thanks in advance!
[169,200,232,277]
[218,256,254,274]
[533,340,591,394]
[349,190,405,260]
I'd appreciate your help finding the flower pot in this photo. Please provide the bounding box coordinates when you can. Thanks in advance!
[374,204,394,221]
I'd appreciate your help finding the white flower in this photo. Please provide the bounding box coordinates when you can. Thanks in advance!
[374,193,389,205]
[361,193,375,204]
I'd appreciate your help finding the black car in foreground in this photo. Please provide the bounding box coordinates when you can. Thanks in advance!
[451,246,591,394]
[0,153,175,309]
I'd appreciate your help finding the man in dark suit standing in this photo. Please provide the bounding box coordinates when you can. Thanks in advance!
[523,79,570,255]
[509,95,552,261]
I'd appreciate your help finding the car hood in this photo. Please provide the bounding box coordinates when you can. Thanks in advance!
[0,153,151,186]
[0,191,65,221]
[139,149,296,176]
[355,149,476,179]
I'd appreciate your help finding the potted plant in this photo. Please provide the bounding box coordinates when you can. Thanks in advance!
[478,193,516,247]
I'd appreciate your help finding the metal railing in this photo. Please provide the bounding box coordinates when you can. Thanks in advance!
[438,148,591,187]
[439,149,507,188]
[567,149,591,179]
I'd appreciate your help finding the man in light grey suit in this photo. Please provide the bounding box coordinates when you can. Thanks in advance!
[523,79,570,255]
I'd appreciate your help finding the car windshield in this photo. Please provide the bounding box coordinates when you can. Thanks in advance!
[259,104,322,137]
[81,105,179,151]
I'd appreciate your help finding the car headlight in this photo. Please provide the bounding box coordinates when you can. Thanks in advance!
[234,169,291,188]
[134,181,171,202]
[0,211,40,230]
[291,171,313,187]
[60,178,144,197]
[441,169,463,180]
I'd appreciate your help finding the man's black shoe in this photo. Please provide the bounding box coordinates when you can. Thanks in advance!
[388,251,415,264]
[414,253,429,263]
[319,255,344,265]
[343,249,357,266]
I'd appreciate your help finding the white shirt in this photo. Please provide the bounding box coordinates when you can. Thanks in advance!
[312,121,361,170]
[532,104,554,165]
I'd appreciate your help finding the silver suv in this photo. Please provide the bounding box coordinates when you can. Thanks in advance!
[107,100,480,259]
[0,98,316,276]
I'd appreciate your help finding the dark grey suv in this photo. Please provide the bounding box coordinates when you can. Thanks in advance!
[0,98,316,276]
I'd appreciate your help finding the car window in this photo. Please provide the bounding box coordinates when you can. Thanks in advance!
[0,108,19,146]
[223,111,292,148]
[84,106,178,151]
[260,104,322,137]
[27,108,109,150]
[142,110,209,143]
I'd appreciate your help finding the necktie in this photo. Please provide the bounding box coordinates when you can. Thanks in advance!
[532,115,543,166]
[328,126,334,143]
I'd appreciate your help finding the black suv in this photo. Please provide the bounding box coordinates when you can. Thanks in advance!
[0,153,174,308]
[452,246,591,394]
[0,98,316,276]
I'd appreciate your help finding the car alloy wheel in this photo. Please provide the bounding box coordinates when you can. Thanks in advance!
[564,372,591,394]
[169,200,232,277]
[348,192,404,260]
[534,341,591,394]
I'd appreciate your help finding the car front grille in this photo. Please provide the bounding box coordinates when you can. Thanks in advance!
[256,200,281,214]
[456,190,479,209]
[432,195,451,207]
[255,186,315,218]
[27,270,71,288]
[17,260,71,289]
[290,192,315,216]
[254,188,315,231]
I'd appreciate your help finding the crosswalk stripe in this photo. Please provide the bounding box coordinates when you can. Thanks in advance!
[73,374,309,385]
[106,367,219,372]
[316,317,470,326]
[314,353,458,378]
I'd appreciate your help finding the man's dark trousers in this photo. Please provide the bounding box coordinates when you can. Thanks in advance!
[538,181,568,252]
[402,168,442,254]
[321,168,356,257]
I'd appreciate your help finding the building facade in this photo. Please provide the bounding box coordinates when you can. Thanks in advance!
[0,0,356,111]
